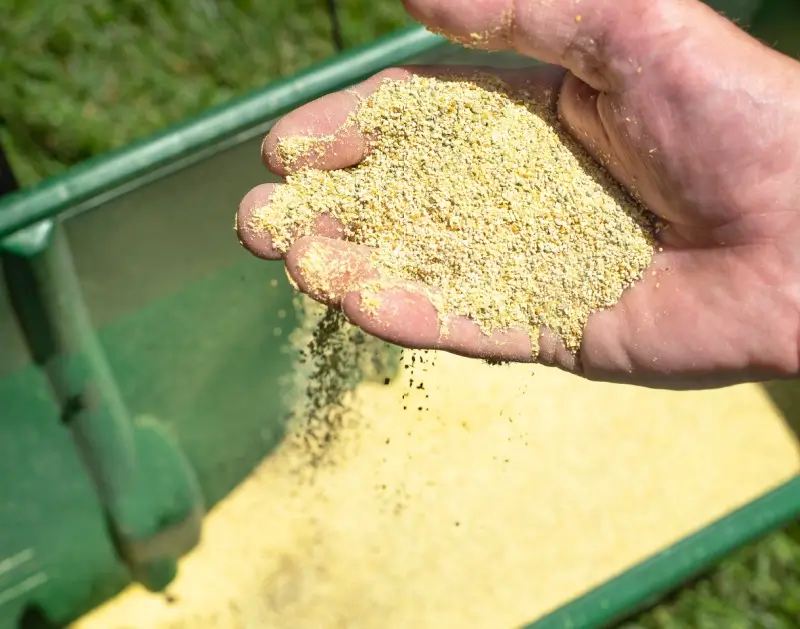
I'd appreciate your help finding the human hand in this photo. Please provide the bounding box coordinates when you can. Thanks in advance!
[237,0,800,389]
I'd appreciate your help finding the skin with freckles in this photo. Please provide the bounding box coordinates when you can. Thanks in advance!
[237,0,800,390]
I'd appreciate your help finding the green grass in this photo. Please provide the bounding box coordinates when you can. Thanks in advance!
[0,0,411,186]
[2,1,800,627]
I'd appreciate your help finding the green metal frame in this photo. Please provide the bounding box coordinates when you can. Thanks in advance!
[529,479,800,629]
[2,225,203,591]
[1,2,799,627]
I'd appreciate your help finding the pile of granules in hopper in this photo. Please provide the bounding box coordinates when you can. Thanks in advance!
[70,353,800,629]
[251,73,658,355]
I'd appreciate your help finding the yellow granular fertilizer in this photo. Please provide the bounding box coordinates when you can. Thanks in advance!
[251,74,657,354]
[73,347,800,629]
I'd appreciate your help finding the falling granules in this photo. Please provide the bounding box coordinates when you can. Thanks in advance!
[282,295,401,470]
[251,73,658,355]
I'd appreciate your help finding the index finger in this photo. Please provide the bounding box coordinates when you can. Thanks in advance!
[262,64,566,176]
[262,67,413,176]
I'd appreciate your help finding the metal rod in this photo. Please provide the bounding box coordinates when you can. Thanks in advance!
[327,0,344,52]
[0,137,20,196]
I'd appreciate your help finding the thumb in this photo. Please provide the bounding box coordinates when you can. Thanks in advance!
[404,0,758,91]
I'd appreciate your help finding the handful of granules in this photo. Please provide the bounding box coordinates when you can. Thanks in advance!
[251,73,656,356]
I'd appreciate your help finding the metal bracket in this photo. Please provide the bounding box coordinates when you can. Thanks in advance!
[0,140,202,594]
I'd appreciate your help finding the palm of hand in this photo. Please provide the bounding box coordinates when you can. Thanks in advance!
[238,0,800,388]
[566,7,800,387]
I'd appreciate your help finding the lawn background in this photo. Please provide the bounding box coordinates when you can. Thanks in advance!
[2,1,800,627]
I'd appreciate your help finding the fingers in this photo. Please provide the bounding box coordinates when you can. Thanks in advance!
[403,0,749,91]
[243,64,565,262]
[342,285,582,369]
[285,237,377,307]
[241,64,565,259]
[342,284,537,363]
[237,185,343,259]
[237,184,280,259]
[263,68,413,175]
[286,236,537,362]
[284,236,800,388]
[286,237,580,369]
[262,64,566,177]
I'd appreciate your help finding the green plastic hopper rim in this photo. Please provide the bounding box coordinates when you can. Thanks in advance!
[1,21,799,629]
[526,477,800,629]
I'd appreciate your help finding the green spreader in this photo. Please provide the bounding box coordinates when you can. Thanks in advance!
[1,1,799,627]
